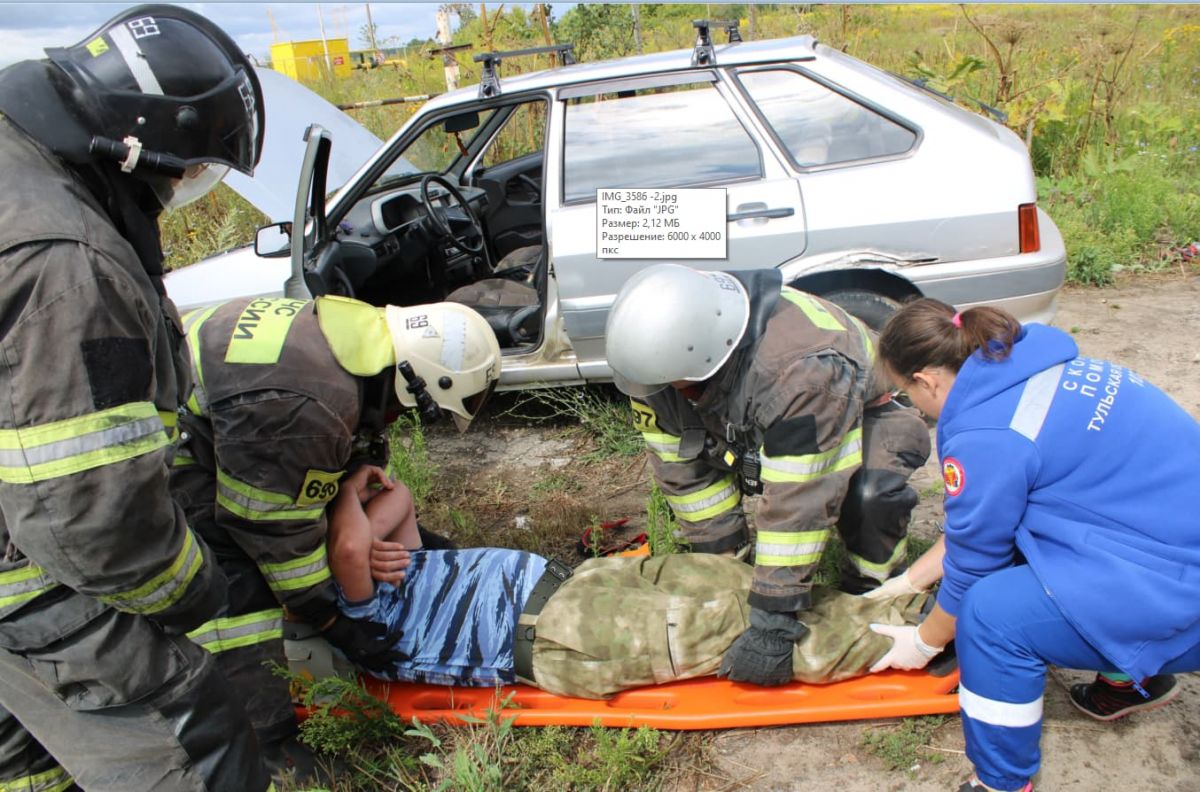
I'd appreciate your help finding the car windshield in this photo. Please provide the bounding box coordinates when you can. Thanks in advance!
[371,108,498,189]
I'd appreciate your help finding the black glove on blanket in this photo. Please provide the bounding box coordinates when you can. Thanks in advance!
[717,607,810,686]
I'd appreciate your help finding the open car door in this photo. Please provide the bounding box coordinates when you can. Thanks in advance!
[285,125,332,300]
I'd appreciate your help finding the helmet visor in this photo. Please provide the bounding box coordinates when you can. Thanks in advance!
[450,381,497,432]
[610,369,669,399]
[152,163,229,210]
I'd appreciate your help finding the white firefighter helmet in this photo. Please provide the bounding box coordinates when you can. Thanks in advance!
[384,303,501,431]
[605,263,750,397]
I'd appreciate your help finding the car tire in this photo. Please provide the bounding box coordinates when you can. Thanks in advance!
[820,288,901,332]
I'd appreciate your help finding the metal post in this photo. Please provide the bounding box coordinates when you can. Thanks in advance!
[365,3,379,51]
[632,4,643,54]
[317,3,332,72]
[436,6,459,91]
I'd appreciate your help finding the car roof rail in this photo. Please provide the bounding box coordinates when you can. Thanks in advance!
[473,44,577,99]
[691,19,742,67]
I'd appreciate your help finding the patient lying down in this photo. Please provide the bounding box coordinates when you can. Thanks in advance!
[328,466,929,701]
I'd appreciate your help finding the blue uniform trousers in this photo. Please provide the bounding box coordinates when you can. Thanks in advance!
[957,565,1200,791]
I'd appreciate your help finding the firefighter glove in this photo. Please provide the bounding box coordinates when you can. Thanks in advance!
[718,607,809,686]
[867,623,944,672]
[322,612,409,673]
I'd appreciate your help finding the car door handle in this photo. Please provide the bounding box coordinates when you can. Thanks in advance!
[727,204,795,223]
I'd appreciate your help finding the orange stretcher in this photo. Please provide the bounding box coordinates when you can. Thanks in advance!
[355,667,960,730]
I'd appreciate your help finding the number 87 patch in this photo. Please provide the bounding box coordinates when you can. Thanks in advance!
[297,468,342,506]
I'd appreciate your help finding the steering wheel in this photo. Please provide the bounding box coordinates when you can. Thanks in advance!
[419,174,485,255]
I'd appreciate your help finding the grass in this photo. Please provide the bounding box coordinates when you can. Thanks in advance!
[645,481,688,556]
[386,411,436,508]
[860,715,950,773]
[503,386,644,462]
[282,669,680,791]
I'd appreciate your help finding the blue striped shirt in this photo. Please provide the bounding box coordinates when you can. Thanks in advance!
[338,548,547,686]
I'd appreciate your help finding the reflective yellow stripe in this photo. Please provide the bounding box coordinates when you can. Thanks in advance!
[849,538,909,582]
[848,314,876,363]
[0,765,74,792]
[260,546,331,593]
[184,304,220,417]
[0,402,168,484]
[755,529,830,567]
[99,529,203,614]
[0,563,60,609]
[664,476,740,522]
[224,298,309,364]
[639,431,684,463]
[188,608,284,653]
[759,427,863,484]
[158,409,179,441]
[216,469,326,522]
[781,287,845,331]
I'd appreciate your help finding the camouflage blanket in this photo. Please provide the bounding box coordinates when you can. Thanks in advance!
[531,554,927,699]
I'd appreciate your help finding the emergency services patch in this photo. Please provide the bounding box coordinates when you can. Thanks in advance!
[942,457,965,497]
[297,469,341,506]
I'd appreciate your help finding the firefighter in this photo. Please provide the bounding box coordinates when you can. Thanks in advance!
[868,299,1200,792]
[170,295,501,772]
[0,6,272,790]
[604,264,931,687]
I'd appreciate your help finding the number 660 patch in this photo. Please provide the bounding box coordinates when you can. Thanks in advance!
[297,468,342,506]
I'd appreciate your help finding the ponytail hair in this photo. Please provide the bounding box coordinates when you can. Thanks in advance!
[878,298,1022,381]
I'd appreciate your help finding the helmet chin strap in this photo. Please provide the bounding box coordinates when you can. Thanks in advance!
[397,361,442,424]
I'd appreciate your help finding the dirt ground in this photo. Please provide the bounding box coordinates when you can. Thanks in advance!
[423,273,1200,791]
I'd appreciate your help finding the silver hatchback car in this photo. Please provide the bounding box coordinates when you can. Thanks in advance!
[166,28,1066,390]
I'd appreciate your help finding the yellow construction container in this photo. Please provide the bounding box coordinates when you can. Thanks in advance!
[269,39,352,82]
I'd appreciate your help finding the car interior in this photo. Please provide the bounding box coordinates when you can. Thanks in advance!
[319,99,550,356]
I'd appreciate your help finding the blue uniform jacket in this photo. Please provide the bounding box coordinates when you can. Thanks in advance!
[935,324,1200,681]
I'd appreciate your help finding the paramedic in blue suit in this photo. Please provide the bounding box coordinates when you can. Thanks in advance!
[865,298,1200,792]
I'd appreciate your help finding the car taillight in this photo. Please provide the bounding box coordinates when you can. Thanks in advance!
[1018,203,1040,253]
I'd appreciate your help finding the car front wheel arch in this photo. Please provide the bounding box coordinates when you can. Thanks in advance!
[788,269,921,331]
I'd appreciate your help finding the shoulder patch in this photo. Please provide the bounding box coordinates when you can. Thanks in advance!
[297,468,342,507]
[762,415,820,457]
[942,457,965,497]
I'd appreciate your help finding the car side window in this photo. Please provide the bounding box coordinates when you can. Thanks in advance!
[562,81,761,203]
[480,100,547,168]
[737,69,916,168]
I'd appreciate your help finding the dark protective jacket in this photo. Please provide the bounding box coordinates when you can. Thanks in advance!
[633,271,894,612]
[0,116,223,634]
[176,295,395,625]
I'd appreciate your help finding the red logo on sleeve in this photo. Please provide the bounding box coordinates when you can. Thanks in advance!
[942,457,965,496]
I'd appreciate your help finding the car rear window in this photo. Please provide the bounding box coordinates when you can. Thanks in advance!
[562,81,761,203]
[737,69,916,168]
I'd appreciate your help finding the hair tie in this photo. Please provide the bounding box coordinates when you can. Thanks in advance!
[951,312,963,328]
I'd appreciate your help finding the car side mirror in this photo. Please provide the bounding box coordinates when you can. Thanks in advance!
[255,223,292,258]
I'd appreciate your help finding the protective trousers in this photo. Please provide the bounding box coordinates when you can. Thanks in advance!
[0,706,76,792]
[170,458,295,748]
[529,554,929,699]
[0,597,270,792]
[838,400,931,594]
[957,565,1200,791]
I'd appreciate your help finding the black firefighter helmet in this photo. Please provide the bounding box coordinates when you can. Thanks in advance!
[0,4,264,208]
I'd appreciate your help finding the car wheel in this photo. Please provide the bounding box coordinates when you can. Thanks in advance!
[820,288,901,332]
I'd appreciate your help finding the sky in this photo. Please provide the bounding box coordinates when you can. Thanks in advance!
[0,3,478,68]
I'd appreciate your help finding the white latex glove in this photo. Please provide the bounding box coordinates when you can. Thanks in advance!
[861,570,924,600]
[868,623,944,672]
